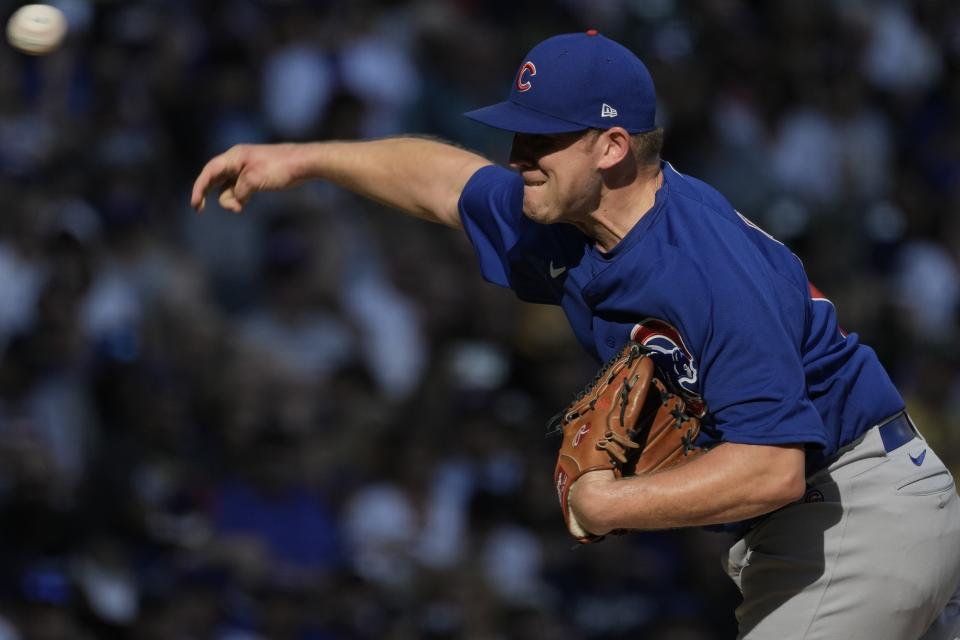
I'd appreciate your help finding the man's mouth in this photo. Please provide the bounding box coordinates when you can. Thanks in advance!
[524,180,546,187]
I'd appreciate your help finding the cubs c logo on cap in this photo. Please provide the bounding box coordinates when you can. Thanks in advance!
[516,61,536,92]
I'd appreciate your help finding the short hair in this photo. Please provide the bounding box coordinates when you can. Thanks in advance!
[582,127,663,167]
[631,127,663,166]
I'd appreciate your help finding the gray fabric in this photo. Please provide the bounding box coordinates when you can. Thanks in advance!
[723,423,960,640]
[920,576,960,640]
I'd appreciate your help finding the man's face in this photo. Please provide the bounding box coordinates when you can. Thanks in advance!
[509,130,603,224]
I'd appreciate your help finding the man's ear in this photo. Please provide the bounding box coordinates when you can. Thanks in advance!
[595,127,633,171]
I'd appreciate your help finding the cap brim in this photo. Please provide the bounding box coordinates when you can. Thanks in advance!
[463,101,587,134]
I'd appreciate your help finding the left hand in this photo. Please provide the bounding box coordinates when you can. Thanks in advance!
[568,470,617,537]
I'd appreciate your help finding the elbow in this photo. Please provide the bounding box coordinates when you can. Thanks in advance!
[720,442,809,513]
[735,442,807,513]
[764,461,807,510]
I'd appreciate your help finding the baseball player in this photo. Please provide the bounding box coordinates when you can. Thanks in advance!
[192,31,960,640]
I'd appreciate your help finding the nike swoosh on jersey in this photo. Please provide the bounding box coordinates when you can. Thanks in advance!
[909,450,927,466]
[549,261,567,278]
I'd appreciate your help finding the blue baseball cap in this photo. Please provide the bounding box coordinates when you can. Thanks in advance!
[464,30,656,134]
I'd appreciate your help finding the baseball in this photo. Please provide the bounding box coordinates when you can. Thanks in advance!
[6,4,67,55]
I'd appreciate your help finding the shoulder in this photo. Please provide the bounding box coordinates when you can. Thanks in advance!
[462,164,521,197]
[661,162,739,224]
[458,165,524,229]
[660,163,788,260]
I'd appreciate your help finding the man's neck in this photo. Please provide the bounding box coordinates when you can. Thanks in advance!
[588,166,663,253]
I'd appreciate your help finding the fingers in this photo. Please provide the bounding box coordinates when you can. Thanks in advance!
[217,169,261,213]
[191,147,247,213]
[218,186,243,213]
[191,155,227,212]
[606,430,640,450]
[596,438,628,464]
[597,431,641,464]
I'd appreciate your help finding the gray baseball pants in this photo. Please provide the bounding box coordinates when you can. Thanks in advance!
[724,419,960,640]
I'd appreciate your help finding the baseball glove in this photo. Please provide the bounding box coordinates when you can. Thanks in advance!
[550,341,705,543]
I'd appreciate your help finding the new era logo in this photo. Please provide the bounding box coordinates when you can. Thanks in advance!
[601,103,618,118]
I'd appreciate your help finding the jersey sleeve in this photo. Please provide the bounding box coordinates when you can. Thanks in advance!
[679,257,829,449]
[457,165,559,304]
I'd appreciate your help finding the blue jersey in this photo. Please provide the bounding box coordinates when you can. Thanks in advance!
[458,162,904,473]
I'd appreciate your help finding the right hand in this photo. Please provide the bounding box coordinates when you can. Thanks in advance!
[191,143,306,213]
[568,469,616,538]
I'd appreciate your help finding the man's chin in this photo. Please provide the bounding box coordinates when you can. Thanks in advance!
[522,208,553,224]
[522,200,555,224]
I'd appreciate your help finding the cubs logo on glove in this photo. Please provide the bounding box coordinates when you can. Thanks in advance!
[550,341,705,543]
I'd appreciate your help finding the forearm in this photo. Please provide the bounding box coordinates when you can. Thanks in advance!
[572,443,806,532]
[292,137,490,227]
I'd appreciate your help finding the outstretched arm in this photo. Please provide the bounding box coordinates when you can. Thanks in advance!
[190,138,492,228]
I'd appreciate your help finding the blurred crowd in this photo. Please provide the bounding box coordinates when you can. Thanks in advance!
[0,0,957,638]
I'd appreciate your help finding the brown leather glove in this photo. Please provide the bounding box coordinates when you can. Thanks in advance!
[551,341,705,543]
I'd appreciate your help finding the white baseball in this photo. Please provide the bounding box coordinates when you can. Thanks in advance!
[7,4,67,55]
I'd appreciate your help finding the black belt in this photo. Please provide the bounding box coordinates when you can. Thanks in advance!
[877,411,919,453]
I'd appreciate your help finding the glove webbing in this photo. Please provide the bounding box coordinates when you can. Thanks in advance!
[546,343,645,437]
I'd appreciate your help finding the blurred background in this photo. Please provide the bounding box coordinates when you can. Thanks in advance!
[0,0,958,638]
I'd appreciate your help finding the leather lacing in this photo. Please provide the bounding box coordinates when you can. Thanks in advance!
[546,342,645,437]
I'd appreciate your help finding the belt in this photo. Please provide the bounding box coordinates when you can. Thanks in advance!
[877,411,919,453]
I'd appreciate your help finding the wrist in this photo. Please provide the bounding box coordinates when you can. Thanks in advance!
[570,471,617,536]
[288,142,322,183]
